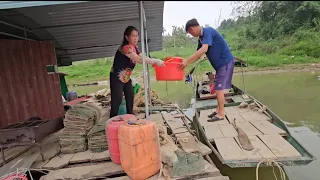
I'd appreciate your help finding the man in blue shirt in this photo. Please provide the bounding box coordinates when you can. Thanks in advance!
[179,18,235,121]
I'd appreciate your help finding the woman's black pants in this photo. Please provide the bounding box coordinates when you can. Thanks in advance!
[109,74,134,118]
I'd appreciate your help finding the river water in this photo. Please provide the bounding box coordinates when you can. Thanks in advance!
[69,71,320,180]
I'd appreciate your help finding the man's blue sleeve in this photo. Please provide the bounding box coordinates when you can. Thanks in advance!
[202,29,215,47]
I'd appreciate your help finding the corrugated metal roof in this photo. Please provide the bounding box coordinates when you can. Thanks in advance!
[0,1,164,66]
[0,1,85,10]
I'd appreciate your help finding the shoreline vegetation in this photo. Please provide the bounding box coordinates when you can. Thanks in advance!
[60,1,320,85]
[65,63,320,87]
[60,55,320,85]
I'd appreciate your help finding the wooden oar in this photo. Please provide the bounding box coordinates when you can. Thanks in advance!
[232,118,254,151]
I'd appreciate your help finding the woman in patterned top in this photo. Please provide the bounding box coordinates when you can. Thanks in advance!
[109,26,164,118]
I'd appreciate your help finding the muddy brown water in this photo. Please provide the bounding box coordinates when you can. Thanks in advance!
[69,71,320,180]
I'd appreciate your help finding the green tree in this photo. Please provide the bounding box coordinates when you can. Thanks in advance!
[231,1,262,26]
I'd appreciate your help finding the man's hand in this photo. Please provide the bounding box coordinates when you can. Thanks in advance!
[179,44,208,71]
[201,55,207,60]
[179,59,189,71]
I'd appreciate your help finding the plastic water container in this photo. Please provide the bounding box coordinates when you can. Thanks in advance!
[105,114,137,164]
[117,99,127,115]
[118,120,161,179]
[66,91,78,101]
[153,57,184,81]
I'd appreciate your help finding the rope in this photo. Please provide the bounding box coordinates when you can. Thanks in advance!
[158,162,163,180]
[0,168,66,180]
[256,159,286,180]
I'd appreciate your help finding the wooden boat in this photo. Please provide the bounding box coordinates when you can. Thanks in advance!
[189,78,315,168]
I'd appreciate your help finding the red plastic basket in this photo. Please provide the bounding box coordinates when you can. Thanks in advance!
[153,57,184,81]
[164,57,183,63]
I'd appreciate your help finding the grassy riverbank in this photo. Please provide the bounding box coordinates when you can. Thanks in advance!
[60,47,320,85]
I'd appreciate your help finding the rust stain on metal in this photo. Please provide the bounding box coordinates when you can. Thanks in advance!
[0,40,64,128]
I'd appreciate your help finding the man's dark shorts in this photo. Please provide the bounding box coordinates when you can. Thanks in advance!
[214,59,234,91]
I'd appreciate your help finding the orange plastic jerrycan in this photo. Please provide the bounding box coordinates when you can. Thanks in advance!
[118,119,161,180]
[105,114,137,164]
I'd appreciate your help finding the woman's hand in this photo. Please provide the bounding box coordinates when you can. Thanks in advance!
[150,58,165,67]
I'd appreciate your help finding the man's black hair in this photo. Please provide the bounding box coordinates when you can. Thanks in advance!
[185,18,200,32]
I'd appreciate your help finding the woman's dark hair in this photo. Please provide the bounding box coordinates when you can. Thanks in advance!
[120,26,139,49]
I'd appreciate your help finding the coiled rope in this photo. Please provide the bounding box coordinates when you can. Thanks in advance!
[256,159,286,180]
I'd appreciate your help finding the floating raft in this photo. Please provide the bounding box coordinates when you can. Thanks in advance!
[0,104,229,180]
[38,109,229,180]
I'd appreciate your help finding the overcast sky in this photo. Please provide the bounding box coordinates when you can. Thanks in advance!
[163,1,233,34]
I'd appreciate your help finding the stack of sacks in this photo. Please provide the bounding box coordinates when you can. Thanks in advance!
[59,104,97,153]
[87,124,108,152]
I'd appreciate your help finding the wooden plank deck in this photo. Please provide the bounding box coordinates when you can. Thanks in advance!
[235,122,263,136]
[69,151,95,164]
[225,113,246,123]
[149,113,165,125]
[218,124,238,138]
[150,112,214,157]
[224,106,241,114]
[198,106,301,162]
[91,150,111,162]
[40,111,226,180]
[251,120,287,136]
[0,145,34,167]
[197,141,212,156]
[199,109,230,125]
[258,134,302,158]
[235,137,263,160]
[42,150,111,169]
[204,124,225,141]
[198,109,229,141]
[161,111,201,153]
[1,110,228,180]
[239,111,271,122]
[43,153,75,170]
[248,136,277,159]
[0,130,62,175]
[214,138,247,161]
[40,162,124,180]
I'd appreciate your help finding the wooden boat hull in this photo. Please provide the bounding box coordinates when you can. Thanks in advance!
[191,83,315,168]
